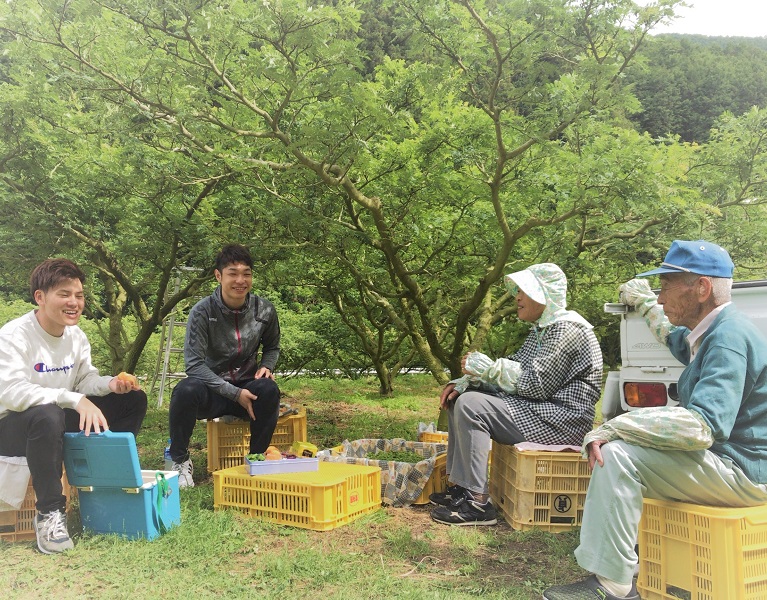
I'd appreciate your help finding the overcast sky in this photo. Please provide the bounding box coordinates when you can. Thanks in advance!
[647,0,767,37]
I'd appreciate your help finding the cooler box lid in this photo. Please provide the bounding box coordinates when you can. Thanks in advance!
[63,431,143,488]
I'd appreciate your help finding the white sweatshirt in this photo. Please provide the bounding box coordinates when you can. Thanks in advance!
[0,311,112,420]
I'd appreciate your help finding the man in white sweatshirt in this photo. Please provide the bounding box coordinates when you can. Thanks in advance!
[0,258,147,554]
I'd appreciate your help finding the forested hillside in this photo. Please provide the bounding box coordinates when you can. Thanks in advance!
[628,34,767,142]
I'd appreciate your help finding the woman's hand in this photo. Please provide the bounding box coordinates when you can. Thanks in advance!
[440,383,459,410]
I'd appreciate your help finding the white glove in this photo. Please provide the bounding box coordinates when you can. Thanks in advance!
[451,375,472,394]
[618,279,677,344]
[619,279,656,316]
[463,351,522,394]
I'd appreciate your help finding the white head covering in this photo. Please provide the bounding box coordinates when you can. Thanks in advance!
[504,263,592,329]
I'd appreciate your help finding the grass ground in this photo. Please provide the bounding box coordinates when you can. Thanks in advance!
[0,375,588,599]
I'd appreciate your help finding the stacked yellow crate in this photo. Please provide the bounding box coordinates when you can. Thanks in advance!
[489,442,591,532]
[206,406,308,472]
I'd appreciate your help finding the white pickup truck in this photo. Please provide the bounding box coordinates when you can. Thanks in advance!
[601,280,767,422]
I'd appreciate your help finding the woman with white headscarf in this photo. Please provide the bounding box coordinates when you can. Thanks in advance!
[430,263,603,526]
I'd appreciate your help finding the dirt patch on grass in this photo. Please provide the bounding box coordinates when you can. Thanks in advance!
[369,504,581,588]
[230,501,583,595]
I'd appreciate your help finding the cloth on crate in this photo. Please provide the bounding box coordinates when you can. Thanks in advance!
[320,438,447,507]
[0,456,30,511]
[417,421,437,434]
[514,442,582,453]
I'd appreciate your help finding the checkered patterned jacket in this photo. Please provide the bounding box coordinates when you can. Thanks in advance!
[496,320,603,446]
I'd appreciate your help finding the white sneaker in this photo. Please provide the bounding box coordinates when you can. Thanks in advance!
[34,510,74,554]
[172,458,194,488]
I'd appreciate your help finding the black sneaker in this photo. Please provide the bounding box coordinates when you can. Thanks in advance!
[428,484,466,507]
[430,495,497,526]
[542,575,640,600]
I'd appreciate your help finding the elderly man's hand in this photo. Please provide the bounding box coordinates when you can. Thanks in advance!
[586,440,609,470]
[619,278,655,307]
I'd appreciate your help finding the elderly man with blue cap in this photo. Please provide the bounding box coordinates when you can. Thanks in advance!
[430,263,603,526]
[544,240,767,600]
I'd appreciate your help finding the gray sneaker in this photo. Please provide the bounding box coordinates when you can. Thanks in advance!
[172,458,194,488]
[34,510,74,554]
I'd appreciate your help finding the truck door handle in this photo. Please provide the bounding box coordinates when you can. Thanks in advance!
[639,367,667,373]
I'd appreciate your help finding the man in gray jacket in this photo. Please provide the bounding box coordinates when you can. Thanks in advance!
[168,244,281,487]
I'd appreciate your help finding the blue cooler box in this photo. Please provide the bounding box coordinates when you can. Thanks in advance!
[63,431,181,540]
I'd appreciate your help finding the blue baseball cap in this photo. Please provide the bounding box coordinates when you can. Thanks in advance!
[637,239,734,278]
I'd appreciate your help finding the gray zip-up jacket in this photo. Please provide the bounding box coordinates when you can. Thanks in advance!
[184,287,281,401]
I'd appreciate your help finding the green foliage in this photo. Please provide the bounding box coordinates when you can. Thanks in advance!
[629,35,767,143]
[0,298,31,325]
[272,294,379,376]
[279,374,440,446]
[685,107,767,278]
[367,450,424,463]
[77,316,160,376]
[382,526,432,559]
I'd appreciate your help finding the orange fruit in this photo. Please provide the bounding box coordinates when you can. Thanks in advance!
[116,372,140,389]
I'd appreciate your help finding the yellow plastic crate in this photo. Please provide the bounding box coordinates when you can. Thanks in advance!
[0,472,74,543]
[206,407,308,472]
[488,442,591,532]
[418,431,449,444]
[415,452,447,505]
[213,461,381,531]
[637,498,767,600]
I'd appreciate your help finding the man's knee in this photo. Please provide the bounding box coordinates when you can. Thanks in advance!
[243,379,280,411]
[127,389,148,415]
[591,440,640,482]
[600,440,634,462]
[170,377,207,408]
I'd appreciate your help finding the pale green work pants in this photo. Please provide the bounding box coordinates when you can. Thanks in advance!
[575,440,767,584]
